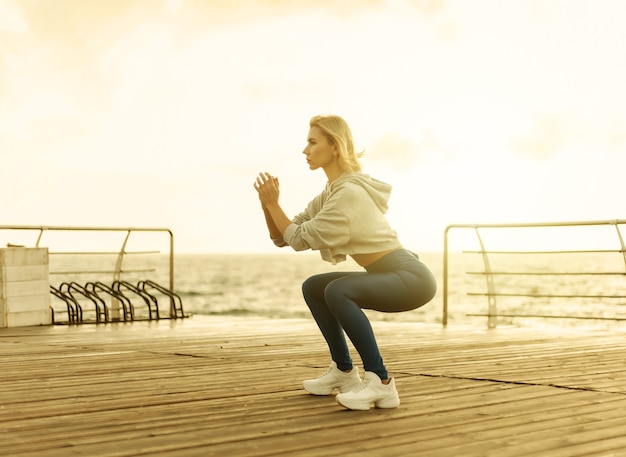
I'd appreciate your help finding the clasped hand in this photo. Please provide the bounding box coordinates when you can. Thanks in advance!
[254,172,280,207]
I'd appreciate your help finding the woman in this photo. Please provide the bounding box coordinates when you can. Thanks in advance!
[254,114,436,411]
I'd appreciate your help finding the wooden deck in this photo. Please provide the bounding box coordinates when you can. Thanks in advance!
[1,316,625,457]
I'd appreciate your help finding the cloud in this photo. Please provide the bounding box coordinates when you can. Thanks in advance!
[0,90,82,156]
[367,130,437,169]
[607,126,626,148]
[0,0,27,33]
[185,0,444,21]
[510,115,569,160]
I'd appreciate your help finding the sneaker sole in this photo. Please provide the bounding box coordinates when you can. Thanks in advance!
[375,396,400,409]
[303,379,361,396]
[336,395,400,410]
[336,396,371,411]
[302,383,334,395]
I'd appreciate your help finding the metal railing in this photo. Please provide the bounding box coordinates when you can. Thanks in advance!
[0,225,180,323]
[443,219,626,328]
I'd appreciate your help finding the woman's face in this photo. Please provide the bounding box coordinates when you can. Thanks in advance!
[303,126,337,171]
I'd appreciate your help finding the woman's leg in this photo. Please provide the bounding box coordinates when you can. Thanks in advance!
[323,271,424,380]
[302,272,358,371]
[303,261,436,380]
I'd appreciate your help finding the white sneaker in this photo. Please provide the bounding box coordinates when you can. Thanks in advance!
[303,362,361,395]
[336,371,400,410]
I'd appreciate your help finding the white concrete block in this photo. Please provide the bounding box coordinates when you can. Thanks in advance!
[4,265,49,282]
[6,309,52,327]
[0,248,48,266]
[1,247,51,327]
[4,280,49,298]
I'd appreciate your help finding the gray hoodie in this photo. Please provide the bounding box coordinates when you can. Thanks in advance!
[274,172,403,264]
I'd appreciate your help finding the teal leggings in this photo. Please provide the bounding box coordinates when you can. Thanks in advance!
[302,249,436,380]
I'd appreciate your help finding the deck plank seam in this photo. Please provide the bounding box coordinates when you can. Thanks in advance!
[409,372,626,395]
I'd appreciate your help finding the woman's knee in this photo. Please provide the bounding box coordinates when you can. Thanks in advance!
[302,273,333,304]
[302,276,318,304]
[323,279,355,314]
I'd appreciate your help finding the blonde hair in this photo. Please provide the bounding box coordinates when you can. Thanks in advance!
[309,115,363,173]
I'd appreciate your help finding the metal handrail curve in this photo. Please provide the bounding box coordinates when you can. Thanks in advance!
[443,219,626,328]
[0,225,174,292]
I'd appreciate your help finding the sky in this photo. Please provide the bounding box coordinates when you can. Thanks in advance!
[1,0,625,254]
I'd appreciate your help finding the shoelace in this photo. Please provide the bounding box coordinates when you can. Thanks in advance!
[352,378,371,393]
[317,367,335,379]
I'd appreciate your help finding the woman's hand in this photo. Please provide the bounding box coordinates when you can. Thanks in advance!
[254,172,292,236]
[254,172,280,207]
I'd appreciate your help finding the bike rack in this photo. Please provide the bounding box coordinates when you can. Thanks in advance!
[85,281,134,321]
[50,285,79,324]
[112,280,160,321]
[50,280,185,324]
[58,282,105,323]
[137,279,185,319]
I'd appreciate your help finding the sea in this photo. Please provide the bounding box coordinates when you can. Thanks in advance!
[48,251,626,330]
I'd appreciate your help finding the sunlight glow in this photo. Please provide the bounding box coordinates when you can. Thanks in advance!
[1,0,625,252]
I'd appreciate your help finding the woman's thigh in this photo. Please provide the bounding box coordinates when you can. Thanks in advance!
[302,271,362,303]
[325,271,425,313]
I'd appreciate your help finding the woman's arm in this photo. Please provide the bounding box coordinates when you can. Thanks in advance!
[261,205,283,240]
[280,183,353,252]
[254,172,292,236]
[263,202,292,235]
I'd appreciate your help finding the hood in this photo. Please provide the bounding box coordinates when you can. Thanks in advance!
[330,172,392,213]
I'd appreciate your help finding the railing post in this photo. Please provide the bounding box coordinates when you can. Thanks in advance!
[474,228,497,328]
[443,226,450,327]
[168,229,175,318]
[614,221,626,272]
[35,228,45,248]
[111,230,132,320]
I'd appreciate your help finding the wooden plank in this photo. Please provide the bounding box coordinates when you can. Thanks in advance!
[0,316,625,457]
